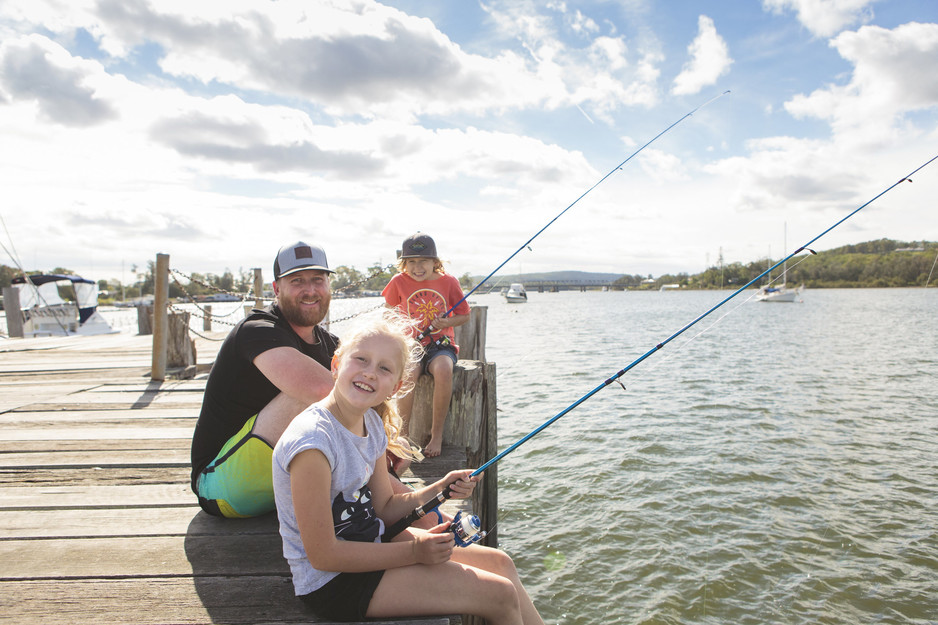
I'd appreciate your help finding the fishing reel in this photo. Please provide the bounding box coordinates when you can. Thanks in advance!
[449,510,486,547]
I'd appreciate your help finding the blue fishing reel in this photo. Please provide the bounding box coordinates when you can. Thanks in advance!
[450,510,486,547]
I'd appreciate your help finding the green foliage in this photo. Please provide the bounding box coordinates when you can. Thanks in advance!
[692,239,937,289]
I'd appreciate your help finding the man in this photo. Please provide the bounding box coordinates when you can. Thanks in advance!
[191,241,337,518]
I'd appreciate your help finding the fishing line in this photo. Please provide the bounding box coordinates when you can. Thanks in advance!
[384,152,938,540]
[420,90,731,336]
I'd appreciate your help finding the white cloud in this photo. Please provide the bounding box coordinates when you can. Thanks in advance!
[785,22,938,138]
[671,15,733,96]
[762,0,876,38]
[0,34,118,126]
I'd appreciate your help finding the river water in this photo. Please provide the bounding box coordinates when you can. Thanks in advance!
[465,288,937,625]
[109,288,938,623]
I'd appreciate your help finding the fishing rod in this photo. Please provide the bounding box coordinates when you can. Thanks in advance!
[385,152,938,541]
[415,90,731,341]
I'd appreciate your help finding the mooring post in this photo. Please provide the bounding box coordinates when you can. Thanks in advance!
[253,268,264,309]
[203,304,212,331]
[151,253,169,381]
[2,286,23,338]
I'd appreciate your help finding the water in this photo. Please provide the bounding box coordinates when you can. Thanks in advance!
[460,289,936,625]
[104,290,938,623]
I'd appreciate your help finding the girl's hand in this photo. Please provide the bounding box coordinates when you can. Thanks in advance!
[412,522,455,564]
[443,470,479,500]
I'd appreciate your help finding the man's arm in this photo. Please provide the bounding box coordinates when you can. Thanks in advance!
[250,346,335,447]
[253,346,334,406]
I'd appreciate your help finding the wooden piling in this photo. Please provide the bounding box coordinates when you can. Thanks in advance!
[1,286,23,337]
[151,253,170,381]
[253,268,264,309]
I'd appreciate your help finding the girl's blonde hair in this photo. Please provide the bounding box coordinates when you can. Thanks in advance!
[395,256,445,275]
[333,308,424,460]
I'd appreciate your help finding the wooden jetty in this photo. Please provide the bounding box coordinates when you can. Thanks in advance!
[0,306,496,624]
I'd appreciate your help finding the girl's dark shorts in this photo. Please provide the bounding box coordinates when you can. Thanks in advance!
[299,570,385,621]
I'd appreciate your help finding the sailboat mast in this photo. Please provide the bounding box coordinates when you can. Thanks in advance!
[782,223,787,288]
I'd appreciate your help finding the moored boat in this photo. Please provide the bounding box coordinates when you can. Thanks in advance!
[504,283,527,303]
[10,274,117,336]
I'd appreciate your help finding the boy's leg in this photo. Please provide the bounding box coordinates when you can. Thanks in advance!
[424,354,454,457]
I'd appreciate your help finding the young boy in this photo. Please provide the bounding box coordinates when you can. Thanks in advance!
[382,232,470,457]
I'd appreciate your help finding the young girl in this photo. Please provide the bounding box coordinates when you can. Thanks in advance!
[382,231,471,458]
[272,309,543,624]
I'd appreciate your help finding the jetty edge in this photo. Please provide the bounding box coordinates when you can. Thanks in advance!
[0,304,496,625]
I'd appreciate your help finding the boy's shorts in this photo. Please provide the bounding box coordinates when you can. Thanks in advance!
[422,340,457,375]
[194,414,275,518]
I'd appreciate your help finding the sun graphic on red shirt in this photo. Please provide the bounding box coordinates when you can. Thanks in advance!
[408,288,444,329]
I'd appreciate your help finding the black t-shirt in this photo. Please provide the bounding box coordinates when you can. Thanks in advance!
[190,304,338,491]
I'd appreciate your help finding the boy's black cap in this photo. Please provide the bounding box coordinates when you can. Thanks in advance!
[400,232,437,258]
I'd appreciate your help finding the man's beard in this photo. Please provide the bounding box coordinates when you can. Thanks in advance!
[279,291,331,328]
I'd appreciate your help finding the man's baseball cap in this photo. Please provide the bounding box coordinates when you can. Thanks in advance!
[273,241,334,280]
[400,232,438,259]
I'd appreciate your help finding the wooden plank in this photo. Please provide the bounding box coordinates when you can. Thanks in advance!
[0,578,458,625]
[0,410,198,425]
[0,418,195,432]
[0,483,193,508]
[0,508,273,539]
[0,438,184,453]
[0,447,190,467]
[0,465,189,487]
[0,427,194,441]
[0,534,290,578]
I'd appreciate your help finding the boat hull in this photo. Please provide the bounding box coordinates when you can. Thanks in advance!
[755,288,800,302]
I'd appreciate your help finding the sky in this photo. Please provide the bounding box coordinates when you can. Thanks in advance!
[1,0,937,285]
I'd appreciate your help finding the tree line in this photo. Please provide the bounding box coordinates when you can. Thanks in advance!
[626,239,938,290]
[0,260,474,302]
[3,239,934,302]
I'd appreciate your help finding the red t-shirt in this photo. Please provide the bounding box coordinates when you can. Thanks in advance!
[382,272,470,348]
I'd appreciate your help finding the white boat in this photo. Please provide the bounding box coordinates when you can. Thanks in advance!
[754,284,800,302]
[504,283,527,303]
[755,223,801,303]
[10,274,117,336]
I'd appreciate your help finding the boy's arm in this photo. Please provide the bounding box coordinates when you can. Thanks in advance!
[428,313,469,329]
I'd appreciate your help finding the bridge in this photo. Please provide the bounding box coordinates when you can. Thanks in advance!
[498,279,624,292]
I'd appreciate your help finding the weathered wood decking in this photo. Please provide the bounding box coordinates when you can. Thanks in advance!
[0,331,464,624]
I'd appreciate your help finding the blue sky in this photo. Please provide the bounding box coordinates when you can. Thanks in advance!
[1,0,936,284]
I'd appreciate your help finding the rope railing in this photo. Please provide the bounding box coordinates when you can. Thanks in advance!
[154,263,400,352]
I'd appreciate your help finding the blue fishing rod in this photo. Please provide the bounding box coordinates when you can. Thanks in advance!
[415,91,731,343]
[385,152,938,541]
